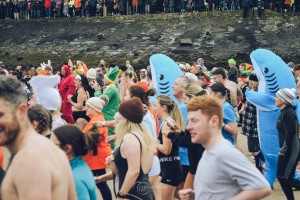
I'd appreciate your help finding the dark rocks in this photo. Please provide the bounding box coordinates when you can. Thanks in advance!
[97,33,105,41]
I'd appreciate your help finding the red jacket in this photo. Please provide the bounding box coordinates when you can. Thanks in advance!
[44,0,52,8]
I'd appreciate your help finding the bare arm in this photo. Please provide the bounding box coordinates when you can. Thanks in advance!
[229,188,272,200]
[223,122,237,135]
[92,120,116,128]
[69,89,86,110]
[95,171,113,183]
[156,124,172,155]
[118,134,141,195]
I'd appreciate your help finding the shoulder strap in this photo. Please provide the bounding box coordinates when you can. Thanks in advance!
[130,133,142,152]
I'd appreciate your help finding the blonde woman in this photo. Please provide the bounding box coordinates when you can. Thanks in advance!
[183,83,207,104]
[153,95,185,200]
[112,98,155,199]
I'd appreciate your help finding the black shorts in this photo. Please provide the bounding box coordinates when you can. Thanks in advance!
[160,176,182,187]
[247,137,261,152]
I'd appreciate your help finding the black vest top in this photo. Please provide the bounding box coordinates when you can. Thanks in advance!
[113,133,154,200]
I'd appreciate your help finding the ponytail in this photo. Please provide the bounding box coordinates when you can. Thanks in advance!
[84,125,104,156]
[157,95,185,131]
[53,125,102,157]
[171,102,185,131]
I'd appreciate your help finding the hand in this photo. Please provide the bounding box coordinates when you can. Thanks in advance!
[166,119,179,131]
[91,121,105,128]
[179,188,195,200]
[278,152,285,156]
[94,175,106,183]
[106,135,116,143]
[106,155,119,175]
[67,94,73,101]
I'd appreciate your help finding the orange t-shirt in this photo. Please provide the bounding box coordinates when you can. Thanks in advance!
[83,114,112,170]
[0,147,4,168]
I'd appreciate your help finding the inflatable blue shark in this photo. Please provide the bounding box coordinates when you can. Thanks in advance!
[149,54,183,102]
[245,49,297,186]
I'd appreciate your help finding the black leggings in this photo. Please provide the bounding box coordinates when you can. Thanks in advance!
[92,169,112,200]
[277,150,300,200]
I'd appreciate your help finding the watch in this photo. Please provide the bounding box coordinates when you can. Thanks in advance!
[102,121,106,127]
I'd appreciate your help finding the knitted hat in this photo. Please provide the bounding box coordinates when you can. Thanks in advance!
[86,68,96,80]
[249,72,258,82]
[276,88,296,105]
[118,97,144,124]
[104,66,120,83]
[228,58,236,65]
[86,97,105,113]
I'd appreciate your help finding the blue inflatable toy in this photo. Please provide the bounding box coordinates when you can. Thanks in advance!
[245,49,297,186]
[149,54,183,102]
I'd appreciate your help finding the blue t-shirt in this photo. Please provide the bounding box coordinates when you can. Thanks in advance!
[222,102,236,145]
[71,156,97,200]
[177,100,190,166]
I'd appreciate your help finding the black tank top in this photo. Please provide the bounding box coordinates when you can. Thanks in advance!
[158,121,182,179]
[113,133,154,200]
[71,89,90,121]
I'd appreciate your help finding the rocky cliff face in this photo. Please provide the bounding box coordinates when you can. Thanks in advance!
[0,10,299,70]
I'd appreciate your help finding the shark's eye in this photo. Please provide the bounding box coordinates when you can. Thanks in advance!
[159,74,164,80]
[263,68,269,73]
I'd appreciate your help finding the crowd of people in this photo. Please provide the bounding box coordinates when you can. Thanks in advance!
[0,55,300,200]
[0,0,299,19]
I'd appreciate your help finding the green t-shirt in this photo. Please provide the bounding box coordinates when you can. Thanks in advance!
[102,85,120,149]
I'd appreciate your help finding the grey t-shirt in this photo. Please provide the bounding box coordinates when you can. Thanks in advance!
[194,140,269,200]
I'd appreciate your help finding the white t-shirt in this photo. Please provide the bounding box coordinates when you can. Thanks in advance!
[194,140,269,200]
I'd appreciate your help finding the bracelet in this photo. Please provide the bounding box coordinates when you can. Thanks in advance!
[117,192,129,199]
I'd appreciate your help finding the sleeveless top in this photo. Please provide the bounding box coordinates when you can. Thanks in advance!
[71,89,90,121]
[157,121,182,179]
[113,133,154,200]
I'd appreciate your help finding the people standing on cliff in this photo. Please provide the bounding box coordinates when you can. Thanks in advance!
[242,0,252,18]
[58,64,76,123]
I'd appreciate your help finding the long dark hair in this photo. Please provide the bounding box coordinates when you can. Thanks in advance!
[53,125,103,156]
[79,75,95,98]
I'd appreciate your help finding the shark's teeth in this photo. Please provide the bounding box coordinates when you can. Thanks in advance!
[161,90,171,94]
[159,81,170,86]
